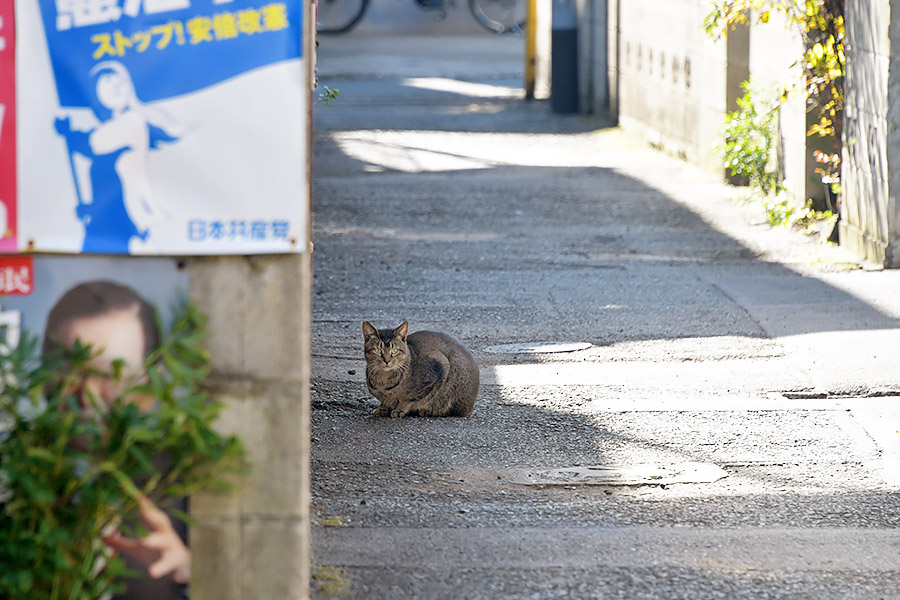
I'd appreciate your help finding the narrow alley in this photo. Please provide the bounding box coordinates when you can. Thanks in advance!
[310,30,900,599]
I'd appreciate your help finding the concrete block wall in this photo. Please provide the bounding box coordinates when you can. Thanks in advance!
[745,10,808,204]
[615,0,730,172]
[596,3,833,207]
[842,0,898,266]
[188,254,312,599]
[582,0,898,265]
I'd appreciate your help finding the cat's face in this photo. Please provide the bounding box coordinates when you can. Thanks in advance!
[363,321,409,371]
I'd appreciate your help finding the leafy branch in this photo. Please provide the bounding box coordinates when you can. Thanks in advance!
[704,0,844,139]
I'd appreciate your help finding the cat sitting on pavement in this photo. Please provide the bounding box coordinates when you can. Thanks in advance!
[362,321,479,418]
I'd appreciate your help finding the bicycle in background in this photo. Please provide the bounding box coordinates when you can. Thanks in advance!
[317,0,526,35]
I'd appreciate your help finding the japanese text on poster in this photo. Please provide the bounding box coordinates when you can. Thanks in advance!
[13,0,309,255]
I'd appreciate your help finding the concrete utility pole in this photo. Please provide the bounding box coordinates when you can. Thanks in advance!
[190,7,316,595]
[189,254,312,599]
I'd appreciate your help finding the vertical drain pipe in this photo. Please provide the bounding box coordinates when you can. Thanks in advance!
[550,0,578,113]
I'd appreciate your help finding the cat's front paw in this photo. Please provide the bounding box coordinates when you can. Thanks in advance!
[390,407,409,419]
[373,406,391,417]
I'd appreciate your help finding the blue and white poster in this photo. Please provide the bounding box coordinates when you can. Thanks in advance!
[14,0,310,255]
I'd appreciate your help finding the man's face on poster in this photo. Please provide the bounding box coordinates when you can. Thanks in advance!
[55,303,153,412]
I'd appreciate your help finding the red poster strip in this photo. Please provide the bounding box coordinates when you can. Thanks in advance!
[0,255,31,295]
[0,0,16,253]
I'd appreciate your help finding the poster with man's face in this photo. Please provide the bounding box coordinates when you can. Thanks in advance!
[0,255,187,346]
[0,254,192,600]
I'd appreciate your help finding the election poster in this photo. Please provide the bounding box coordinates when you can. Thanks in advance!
[0,255,192,599]
[0,0,15,252]
[11,0,311,255]
[0,255,187,342]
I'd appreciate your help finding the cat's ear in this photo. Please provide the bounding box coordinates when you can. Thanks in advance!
[362,321,379,339]
[393,321,409,341]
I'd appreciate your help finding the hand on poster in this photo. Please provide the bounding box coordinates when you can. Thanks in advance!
[54,115,71,136]
[102,496,192,585]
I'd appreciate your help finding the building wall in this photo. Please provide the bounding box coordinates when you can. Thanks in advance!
[842,0,897,266]
[615,0,729,172]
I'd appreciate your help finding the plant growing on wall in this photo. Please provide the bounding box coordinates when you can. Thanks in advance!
[721,83,837,229]
[0,303,246,600]
[721,82,783,197]
[704,0,844,140]
[705,0,844,232]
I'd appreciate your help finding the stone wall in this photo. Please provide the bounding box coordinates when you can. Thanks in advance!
[841,0,898,266]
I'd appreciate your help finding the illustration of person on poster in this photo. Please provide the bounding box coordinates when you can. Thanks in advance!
[54,61,182,254]
[13,0,307,255]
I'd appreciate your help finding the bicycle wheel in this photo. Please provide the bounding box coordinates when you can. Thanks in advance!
[469,0,526,34]
[317,0,369,34]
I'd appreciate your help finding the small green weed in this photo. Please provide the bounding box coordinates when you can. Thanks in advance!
[318,85,340,107]
[764,195,837,233]
[312,564,351,597]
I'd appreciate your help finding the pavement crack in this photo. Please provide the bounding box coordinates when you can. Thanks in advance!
[701,277,770,339]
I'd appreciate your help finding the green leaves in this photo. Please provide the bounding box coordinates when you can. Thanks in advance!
[720,82,783,197]
[317,85,340,107]
[707,0,844,231]
[0,301,245,599]
[704,0,845,140]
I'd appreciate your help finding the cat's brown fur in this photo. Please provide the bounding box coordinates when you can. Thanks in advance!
[362,321,479,418]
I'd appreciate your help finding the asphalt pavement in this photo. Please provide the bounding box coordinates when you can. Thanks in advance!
[310,31,900,599]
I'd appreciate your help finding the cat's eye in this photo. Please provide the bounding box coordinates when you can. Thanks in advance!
[390,348,400,355]
[368,347,381,353]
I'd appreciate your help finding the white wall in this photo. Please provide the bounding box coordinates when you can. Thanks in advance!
[615,0,729,172]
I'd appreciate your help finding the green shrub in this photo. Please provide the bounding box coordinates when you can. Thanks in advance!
[0,302,246,600]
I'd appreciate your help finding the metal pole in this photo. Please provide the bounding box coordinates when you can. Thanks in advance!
[525,0,538,100]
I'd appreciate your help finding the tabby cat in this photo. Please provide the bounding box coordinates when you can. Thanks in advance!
[362,321,479,418]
